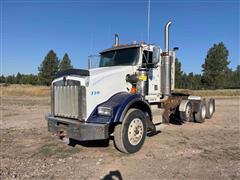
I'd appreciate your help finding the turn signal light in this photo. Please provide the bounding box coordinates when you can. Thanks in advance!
[130,86,137,94]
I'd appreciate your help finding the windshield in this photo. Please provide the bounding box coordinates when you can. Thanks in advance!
[99,47,139,67]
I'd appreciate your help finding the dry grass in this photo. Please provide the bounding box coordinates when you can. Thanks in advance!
[40,142,80,158]
[1,84,50,97]
[1,84,240,97]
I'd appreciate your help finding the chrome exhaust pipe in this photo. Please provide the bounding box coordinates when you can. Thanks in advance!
[164,21,172,52]
[161,21,172,97]
[114,33,119,46]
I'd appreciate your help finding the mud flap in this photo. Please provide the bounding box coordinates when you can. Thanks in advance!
[146,116,156,132]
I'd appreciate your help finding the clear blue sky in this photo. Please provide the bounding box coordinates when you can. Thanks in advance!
[1,0,239,75]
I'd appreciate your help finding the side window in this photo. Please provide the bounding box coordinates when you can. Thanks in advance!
[142,51,153,65]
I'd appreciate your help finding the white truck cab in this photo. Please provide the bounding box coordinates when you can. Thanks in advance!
[46,21,215,153]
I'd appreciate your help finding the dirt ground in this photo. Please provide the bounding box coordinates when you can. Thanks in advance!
[0,96,239,180]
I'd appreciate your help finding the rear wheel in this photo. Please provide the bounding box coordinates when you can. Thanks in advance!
[180,102,193,122]
[194,101,207,123]
[114,108,147,154]
[206,99,215,119]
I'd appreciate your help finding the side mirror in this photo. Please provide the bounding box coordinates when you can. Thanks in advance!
[152,46,160,64]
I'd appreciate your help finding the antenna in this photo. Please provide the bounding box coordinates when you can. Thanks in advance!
[90,32,93,55]
[147,0,151,44]
[88,33,94,69]
[146,0,151,64]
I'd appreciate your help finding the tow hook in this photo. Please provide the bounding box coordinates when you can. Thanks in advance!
[56,131,70,145]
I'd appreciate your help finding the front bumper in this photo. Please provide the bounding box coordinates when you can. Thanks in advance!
[46,114,109,141]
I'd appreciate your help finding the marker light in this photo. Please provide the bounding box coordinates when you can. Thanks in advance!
[130,86,137,94]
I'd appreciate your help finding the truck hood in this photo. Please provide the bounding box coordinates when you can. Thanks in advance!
[89,66,133,86]
[53,66,133,87]
[52,66,134,119]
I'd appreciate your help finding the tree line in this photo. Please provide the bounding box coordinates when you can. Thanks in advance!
[175,42,240,89]
[1,50,73,86]
[1,42,239,89]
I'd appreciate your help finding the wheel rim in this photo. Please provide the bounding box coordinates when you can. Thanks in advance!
[128,118,144,146]
[185,104,192,121]
[201,105,206,119]
[209,103,214,115]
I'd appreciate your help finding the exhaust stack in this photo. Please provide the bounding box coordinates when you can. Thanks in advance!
[114,34,119,47]
[164,21,172,53]
[161,21,172,96]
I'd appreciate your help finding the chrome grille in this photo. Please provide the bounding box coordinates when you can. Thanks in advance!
[53,85,80,119]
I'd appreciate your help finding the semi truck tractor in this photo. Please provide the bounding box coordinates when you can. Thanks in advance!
[45,21,215,153]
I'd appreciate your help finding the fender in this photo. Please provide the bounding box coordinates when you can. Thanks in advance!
[179,96,203,112]
[179,100,190,112]
[87,92,153,125]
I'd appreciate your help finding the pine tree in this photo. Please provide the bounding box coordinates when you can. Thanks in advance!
[15,72,22,84]
[175,58,183,88]
[38,50,59,86]
[236,65,240,75]
[202,42,230,89]
[232,65,240,88]
[59,53,73,72]
[21,74,39,85]
[0,75,6,83]
[5,75,15,84]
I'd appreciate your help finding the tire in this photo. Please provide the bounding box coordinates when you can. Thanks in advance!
[180,102,193,122]
[194,101,207,123]
[206,99,215,119]
[114,108,147,154]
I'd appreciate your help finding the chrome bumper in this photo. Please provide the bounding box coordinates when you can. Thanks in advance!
[46,114,109,141]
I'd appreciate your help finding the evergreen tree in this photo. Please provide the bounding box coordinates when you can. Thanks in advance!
[0,75,6,83]
[5,75,15,84]
[20,74,39,85]
[232,66,240,88]
[15,72,22,84]
[194,74,202,90]
[236,65,240,75]
[59,53,73,72]
[187,73,202,90]
[175,58,183,88]
[38,50,59,86]
[202,42,230,89]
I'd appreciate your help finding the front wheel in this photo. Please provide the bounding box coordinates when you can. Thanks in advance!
[114,108,147,154]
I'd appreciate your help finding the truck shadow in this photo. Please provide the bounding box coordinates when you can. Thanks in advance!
[69,114,184,148]
[69,139,110,148]
[169,113,184,125]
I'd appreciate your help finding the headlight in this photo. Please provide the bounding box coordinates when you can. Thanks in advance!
[97,107,112,116]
